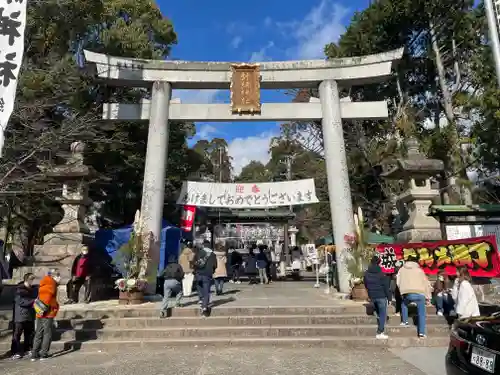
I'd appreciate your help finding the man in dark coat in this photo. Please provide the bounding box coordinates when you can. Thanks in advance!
[192,241,217,317]
[364,255,392,340]
[10,273,37,359]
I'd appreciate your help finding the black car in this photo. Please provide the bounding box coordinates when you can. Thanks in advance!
[446,310,500,375]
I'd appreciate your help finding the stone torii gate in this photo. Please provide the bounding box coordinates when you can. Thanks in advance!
[84,48,403,293]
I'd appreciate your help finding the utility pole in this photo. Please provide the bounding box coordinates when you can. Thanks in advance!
[218,147,223,183]
[485,0,500,87]
[285,155,293,210]
[281,154,294,274]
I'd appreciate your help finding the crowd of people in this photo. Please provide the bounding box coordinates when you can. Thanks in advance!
[5,241,279,360]
[5,241,484,361]
[159,241,278,318]
[364,255,480,340]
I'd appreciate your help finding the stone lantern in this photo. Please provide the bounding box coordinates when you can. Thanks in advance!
[12,142,94,284]
[43,142,93,243]
[381,137,444,242]
[288,226,299,247]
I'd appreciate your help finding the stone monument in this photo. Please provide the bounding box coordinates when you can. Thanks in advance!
[12,142,93,283]
[289,226,299,247]
[381,137,444,242]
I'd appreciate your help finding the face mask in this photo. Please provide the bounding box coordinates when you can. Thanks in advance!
[438,276,444,281]
[82,251,88,256]
[53,276,61,284]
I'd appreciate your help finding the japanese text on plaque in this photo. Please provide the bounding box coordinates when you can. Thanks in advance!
[230,64,261,113]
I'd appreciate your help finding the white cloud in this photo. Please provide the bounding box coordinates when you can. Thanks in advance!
[183,1,348,177]
[226,21,254,36]
[230,36,242,49]
[250,41,275,62]
[228,131,277,175]
[277,0,348,59]
[196,124,218,139]
[172,89,220,104]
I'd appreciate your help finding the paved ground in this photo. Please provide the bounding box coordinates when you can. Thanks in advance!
[391,347,448,375]
[49,280,354,314]
[0,347,446,375]
[0,281,448,374]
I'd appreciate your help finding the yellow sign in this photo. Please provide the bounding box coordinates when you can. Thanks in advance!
[230,64,261,113]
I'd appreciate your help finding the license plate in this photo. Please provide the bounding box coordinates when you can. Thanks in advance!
[471,346,496,373]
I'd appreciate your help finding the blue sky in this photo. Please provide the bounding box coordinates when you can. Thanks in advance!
[157,0,371,174]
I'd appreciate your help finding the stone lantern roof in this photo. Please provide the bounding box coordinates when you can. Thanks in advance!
[39,142,94,179]
[381,137,444,179]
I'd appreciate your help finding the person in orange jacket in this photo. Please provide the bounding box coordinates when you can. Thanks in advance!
[31,270,61,361]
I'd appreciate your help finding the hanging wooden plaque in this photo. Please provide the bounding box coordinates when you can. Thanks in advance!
[230,64,261,114]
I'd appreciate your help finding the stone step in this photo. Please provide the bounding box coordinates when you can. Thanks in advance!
[0,304,439,321]
[0,335,450,352]
[0,314,450,330]
[42,324,451,341]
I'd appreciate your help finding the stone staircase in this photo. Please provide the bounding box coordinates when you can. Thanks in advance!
[0,304,451,352]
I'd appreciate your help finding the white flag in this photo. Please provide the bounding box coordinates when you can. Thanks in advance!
[0,0,28,156]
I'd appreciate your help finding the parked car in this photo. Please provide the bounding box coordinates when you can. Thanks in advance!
[446,308,500,375]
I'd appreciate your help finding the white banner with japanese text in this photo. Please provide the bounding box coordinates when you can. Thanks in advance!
[177,179,319,208]
[0,0,27,156]
[303,243,319,264]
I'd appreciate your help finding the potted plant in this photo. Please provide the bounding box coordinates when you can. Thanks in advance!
[347,207,375,301]
[114,211,152,305]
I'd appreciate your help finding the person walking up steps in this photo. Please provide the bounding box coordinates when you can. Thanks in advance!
[159,256,184,318]
[397,260,431,338]
[213,244,227,295]
[31,270,61,361]
[364,255,392,339]
[10,273,37,359]
[179,242,195,297]
[192,241,217,317]
[256,246,269,285]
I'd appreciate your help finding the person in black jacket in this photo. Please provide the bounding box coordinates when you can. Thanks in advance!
[364,255,392,340]
[159,256,184,318]
[192,241,217,317]
[391,262,403,315]
[229,249,243,284]
[10,273,37,359]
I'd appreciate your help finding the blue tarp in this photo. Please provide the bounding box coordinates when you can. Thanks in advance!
[94,220,182,276]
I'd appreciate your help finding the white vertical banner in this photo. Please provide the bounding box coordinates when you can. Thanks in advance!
[304,243,318,264]
[0,0,28,156]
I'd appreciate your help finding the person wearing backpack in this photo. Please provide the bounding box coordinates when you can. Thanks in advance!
[192,241,217,317]
[159,256,184,318]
